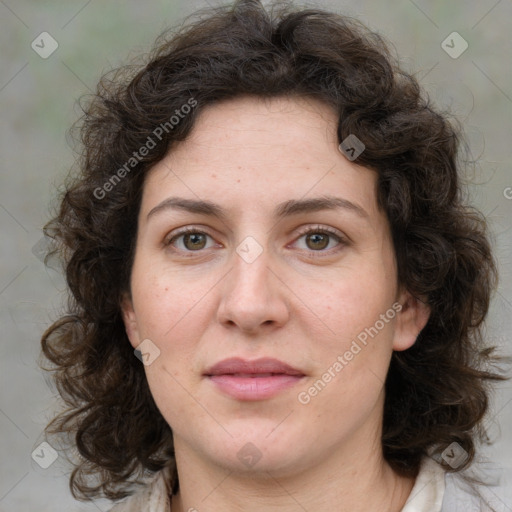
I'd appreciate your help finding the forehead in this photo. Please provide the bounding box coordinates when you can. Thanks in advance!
[140,95,382,224]
[185,95,340,161]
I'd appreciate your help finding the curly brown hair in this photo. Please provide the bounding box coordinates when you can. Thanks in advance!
[40,0,507,502]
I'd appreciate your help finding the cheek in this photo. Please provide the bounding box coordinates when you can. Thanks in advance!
[131,259,205,338]
[134,272,207,417]
[301,277,397,424]
[304,259,398,393]
[321,264,396,338]
[130,267,217,394]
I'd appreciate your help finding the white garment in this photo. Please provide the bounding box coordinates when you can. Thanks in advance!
[401,457,446,512]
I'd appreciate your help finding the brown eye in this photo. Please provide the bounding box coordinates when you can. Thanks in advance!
[182,232,207,250]
[165,229,215,252]
[305,233,330,250]
[293,226,345,255]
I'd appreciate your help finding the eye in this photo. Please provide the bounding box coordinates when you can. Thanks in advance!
[164,227,217,252]
[164,225,347,257]
[293,225,346,254]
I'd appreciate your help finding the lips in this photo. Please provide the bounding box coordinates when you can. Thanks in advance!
[204,357,304,377]
[204,357,305,401]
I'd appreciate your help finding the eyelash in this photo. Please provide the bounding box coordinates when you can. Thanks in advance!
[163,225,347,258]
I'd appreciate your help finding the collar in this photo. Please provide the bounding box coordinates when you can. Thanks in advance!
[401,457,446,512]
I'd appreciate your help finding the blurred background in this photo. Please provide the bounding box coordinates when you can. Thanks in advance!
[1,0,511,510]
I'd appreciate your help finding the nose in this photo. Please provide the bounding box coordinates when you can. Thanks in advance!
[216,244,290,334]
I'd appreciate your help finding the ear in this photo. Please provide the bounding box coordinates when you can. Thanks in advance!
[392,289,431,352]
[120,293,141,350]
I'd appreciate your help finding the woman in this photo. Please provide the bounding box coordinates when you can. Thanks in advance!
[40,1,509,510]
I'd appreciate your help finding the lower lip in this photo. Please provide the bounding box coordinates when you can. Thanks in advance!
[207,374,304,400]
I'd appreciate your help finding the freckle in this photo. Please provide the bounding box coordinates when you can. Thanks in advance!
[211,174,217,178]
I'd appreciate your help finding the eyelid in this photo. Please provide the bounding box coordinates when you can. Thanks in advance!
[163,225,220,248]
[290,224,348,255]
[292,224,346,243]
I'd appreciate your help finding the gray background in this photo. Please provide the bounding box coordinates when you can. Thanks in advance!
[1,0,511,510]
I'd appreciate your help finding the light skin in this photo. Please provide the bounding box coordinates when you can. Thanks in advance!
[121,95,431,512]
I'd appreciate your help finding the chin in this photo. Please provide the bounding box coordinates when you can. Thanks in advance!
[196,420,316,477]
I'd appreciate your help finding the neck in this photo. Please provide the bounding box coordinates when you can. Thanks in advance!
[170,434,415,512]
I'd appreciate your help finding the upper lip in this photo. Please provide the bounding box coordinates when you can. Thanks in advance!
[203,357,304,376]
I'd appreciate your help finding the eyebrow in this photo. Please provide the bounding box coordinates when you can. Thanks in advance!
[146,195,369,222]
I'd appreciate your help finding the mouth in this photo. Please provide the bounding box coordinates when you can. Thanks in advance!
[203,357,305,401]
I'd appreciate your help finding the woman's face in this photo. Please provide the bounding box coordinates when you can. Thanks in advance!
[122,95,429,477]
